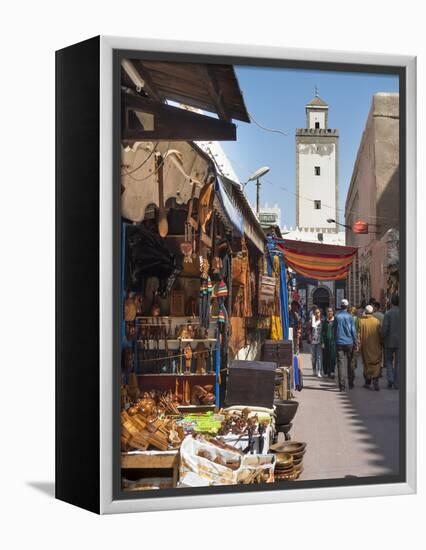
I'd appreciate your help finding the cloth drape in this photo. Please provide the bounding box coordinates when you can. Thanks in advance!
[270,256,283,340]
[276,239,357,281]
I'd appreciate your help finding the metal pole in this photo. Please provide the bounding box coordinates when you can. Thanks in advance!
[256,178,260,214]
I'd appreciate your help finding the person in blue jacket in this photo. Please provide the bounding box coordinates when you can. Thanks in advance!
[334,298,358,391]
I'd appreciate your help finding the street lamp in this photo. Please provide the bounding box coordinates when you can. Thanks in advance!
[326,218,351,230]
[327,218,370,234]
[245,166,270,214]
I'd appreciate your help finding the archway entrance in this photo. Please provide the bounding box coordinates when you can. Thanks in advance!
[312,287,330,315]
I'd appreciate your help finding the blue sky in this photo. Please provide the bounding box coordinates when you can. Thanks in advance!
[221,66,399,227]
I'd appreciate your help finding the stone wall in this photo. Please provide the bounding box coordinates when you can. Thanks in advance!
[345,93,399,307]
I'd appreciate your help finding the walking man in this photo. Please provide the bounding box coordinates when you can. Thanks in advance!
[321,307,336,378]
[381,294,400,389]
[359,305,383,391]
[372,301,384,324]
[334,299,357,391]
[308,308,323,377]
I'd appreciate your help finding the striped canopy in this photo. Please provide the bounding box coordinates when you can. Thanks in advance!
[276,239,357,281]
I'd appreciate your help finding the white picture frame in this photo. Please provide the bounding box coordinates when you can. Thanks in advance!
[58,35,417,514]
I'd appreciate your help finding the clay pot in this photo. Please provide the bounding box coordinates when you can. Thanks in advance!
[274,400,299,425]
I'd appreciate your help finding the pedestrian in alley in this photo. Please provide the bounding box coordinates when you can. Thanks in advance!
[373,301,384,324]
[334,298,357,391]
[321,307,336,378]
[289,300,302,354]
[350,306,360,374]
[359,304,383,391]
[382,294,400,389]
[372,301,385,377]
[308,307,323,377]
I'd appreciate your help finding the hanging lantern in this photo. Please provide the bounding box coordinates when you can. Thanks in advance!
[352,220,369,234]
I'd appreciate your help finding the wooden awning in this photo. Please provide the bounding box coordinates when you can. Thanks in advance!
[122,60,250,122]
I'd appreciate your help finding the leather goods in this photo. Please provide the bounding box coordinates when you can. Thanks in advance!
[187,179,199,230]
[232,238,249,287]
[229,316,246,356]
[258,275,276,316]
[122,144,201,223]
[198,179,215,231]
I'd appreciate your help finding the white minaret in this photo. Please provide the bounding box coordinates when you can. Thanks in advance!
[295,92,338,231]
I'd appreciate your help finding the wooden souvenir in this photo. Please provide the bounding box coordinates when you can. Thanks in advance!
[124,294,137,321]
[185,296,197,317]
[170,290,185,316]
[184,343,193,373]
[195,342,207,374]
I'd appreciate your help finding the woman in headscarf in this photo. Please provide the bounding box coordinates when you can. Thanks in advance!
[321,307,336,378]
[358,304,383,391]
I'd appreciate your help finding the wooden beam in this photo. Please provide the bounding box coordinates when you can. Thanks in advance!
[122,92,237,142]
[198,65,231,121]
[134,61,164,102]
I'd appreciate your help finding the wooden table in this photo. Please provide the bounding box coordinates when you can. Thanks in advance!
[121,450,180,487]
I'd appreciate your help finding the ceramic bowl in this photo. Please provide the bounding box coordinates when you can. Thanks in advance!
[274,452,293,466]
[270,441,306,454]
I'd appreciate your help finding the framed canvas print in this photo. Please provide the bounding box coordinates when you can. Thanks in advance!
[55,35,416,514]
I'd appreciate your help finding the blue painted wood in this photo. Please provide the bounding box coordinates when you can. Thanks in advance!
[215,329,220,407]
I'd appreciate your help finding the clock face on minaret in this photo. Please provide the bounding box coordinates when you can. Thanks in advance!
[296,94,339,231]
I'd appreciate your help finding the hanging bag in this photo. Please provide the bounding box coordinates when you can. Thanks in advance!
[232,238,249,287]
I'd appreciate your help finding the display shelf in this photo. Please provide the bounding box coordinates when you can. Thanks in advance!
[135,316,200,320]
[136,339,180,343]
[177,404,216,412]
[136,338,216,343]
[137,373,216,377]
[180,338,216,343]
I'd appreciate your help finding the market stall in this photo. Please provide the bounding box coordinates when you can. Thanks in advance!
[119,59,306,491]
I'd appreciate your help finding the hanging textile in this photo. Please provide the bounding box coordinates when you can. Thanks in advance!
[270,256,283,340]
[276,239,357,281]
[266,237,290,340]
[279,256,290,340]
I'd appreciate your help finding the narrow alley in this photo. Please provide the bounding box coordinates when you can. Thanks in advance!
[292,348,400,481]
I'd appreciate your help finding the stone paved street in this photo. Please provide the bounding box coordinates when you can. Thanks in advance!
[290,346,400,481]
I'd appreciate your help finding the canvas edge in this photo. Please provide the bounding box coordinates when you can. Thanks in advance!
[98,36,417,514]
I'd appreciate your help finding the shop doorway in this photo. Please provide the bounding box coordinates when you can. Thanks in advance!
[312,287,330,315]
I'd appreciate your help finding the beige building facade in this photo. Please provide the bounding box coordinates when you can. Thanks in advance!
[345,93,399,307]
